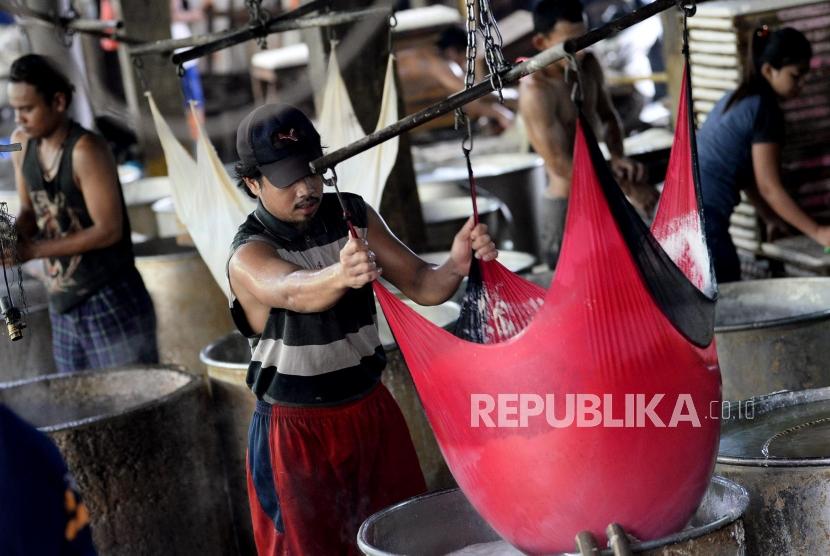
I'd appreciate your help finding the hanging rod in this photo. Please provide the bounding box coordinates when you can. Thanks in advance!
[0,0,142,44]
[310,0,683,173]
[130,5,388,58]
[171,0,327,66]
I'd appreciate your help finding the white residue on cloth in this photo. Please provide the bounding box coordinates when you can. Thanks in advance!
[654,212,714,296]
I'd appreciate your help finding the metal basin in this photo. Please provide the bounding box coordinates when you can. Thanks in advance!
[421,197,503,252]
[0,277,57,381]
[0,367,235,554]
[358,476,748,555]
[134,237,234,374]
[716,387,830,555]
[418,154,547,259]
[714,278,830,400]
[201,333,257,556]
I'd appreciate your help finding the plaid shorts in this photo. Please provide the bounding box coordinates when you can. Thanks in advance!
[50,269,159,373]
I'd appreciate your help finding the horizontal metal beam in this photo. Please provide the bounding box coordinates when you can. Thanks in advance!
[0,0,142,44]
[310,0,680,173]
[171,0,327,66]
[0,143,21,153]
[130,6,389,58]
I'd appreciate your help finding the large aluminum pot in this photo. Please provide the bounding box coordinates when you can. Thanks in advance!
[418,154,547,259]
[358,476,748,555]
[0,366,236,555]
[0,277,57,381]
[716,387,830,555]
[714,278,830,400]
[201,333,257,556]
[134,237,234,374]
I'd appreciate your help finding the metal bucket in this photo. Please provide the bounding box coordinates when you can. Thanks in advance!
[201,332,257,556]
[134,237,234,375]
[0,278,57,381]
[358,476,748,555]
[716,387,830,555]
[714,278,830,401]
[418,154,547,259]
[122,176,171,238]
[0,366,235,555]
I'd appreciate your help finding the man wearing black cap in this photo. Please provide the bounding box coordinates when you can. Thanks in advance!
[228,104,498,555]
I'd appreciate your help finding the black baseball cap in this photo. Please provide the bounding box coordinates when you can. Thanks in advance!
[236,103,323,188]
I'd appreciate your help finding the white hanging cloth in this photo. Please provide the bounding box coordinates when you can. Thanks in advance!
[317,48,399,209]
[145,93,253,299]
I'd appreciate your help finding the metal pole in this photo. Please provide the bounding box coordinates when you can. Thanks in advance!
[170,0,327,66]
[130,6,390,57]
[0,144,21,153]
[0,0,142,44]
[310,0,680,173]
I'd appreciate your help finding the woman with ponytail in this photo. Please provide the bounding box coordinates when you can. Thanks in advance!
[697,26,829,282]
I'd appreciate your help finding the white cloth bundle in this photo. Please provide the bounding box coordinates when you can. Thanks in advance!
[317,49,399,209]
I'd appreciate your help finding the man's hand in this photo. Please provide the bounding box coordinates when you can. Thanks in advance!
[611,156,646,184]
[339,237,381,289]
[813,225,830,248]
[1,237,36,266]
[448,216,499,276]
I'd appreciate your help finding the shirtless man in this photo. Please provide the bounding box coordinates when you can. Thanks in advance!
[519,0,657,267]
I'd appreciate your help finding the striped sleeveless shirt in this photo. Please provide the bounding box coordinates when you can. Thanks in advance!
[229,193,386,406]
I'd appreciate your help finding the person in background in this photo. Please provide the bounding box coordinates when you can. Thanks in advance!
[519,0,657,269]
[228,103,498,554]
[697,26,830,282]
[0,404,96,555]
[397,25,514,133]
[171,0,212,138]
[4,54,158,373]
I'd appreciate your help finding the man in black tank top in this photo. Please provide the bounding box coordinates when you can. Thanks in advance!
[5,54,158,373]
[228,104,499,555]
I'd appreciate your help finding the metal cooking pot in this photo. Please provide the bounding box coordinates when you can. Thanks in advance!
[714,278,830,400]
[716,387,830,555]
[358,476,748,555]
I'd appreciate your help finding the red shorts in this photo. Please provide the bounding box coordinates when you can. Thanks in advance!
[247,383,427,555]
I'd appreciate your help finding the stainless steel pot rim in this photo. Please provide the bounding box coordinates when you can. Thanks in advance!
[0,365,197,432]
[199,332,250,370]
[714,307,830,333]
[356,476,749,556]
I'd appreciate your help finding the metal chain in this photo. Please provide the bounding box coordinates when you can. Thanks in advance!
[245,0,271,48]
[477,0,508,102]
[0,202,27,316]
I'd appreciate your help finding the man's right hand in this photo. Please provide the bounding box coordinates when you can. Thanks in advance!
[339,237,381,289]
[814,225,830,248]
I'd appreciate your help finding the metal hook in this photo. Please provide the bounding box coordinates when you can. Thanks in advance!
[564,51,583,106]
[678,0,697,17]
[388,12,397,53]
[321,166,338,187]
